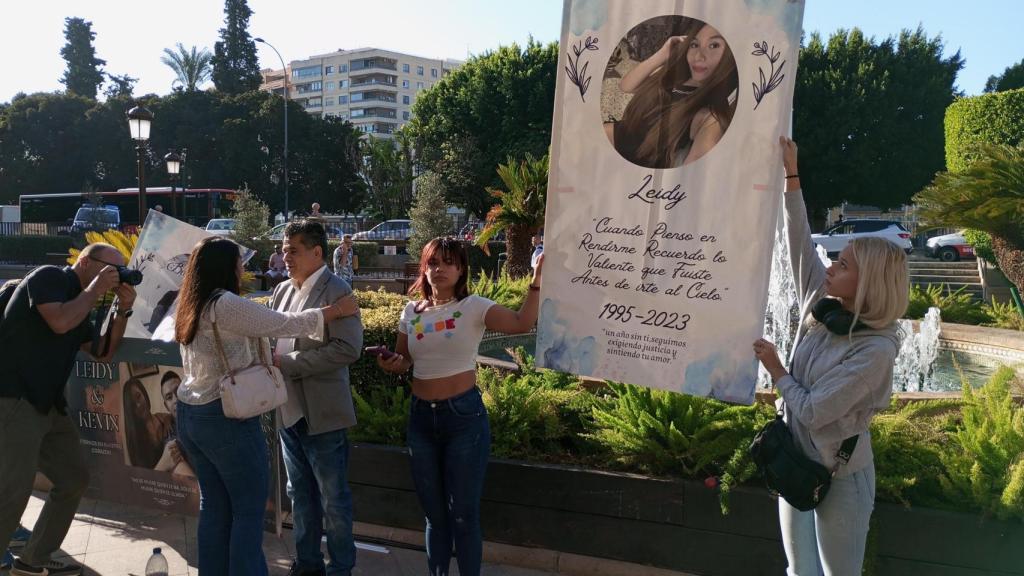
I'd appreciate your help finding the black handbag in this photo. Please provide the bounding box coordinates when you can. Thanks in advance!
[749,411,858,511]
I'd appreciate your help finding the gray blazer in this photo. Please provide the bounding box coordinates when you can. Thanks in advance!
[271,270,363,435]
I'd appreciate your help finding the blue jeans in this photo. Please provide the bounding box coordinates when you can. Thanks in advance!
[778,462,876,576]
[280,418,355,576]
[177,400,269,576]
[407,387,490,576]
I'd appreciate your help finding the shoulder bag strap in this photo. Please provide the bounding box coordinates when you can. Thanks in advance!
[208,291,235,386]
[832,435,860,475]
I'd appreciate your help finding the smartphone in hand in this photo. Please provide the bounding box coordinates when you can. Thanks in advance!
[365,345,396,360]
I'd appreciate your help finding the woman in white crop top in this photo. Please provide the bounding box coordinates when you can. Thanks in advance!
[377,237,543,576]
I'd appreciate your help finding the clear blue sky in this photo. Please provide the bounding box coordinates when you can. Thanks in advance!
[0,0,1019,103]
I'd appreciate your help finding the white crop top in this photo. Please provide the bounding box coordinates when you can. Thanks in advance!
[399,294,495,379]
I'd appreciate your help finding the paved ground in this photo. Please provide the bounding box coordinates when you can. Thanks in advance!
[4,494,553,576]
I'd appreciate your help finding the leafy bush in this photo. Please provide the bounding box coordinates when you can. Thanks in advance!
[467,270,530,310]
[982,299,1024,331]
[963,229,996,264]
[348,288,406,391]
[939,367,1024,519]
[905,284,992,325]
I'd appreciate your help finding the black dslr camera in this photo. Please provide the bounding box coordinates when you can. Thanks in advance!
[116,266,144,286]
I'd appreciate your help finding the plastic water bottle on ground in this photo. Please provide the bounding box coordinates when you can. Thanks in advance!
[145,547,169,576]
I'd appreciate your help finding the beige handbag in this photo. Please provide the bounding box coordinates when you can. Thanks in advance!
[210,294,288,419]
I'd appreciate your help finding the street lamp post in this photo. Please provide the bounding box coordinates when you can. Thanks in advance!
[164,151,182,218]
[127,105,153,227]
[255,37,289,221]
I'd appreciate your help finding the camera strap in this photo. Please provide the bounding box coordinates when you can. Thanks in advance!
[90,296,115,359]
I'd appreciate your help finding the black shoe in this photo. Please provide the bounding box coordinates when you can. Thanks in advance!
[285,562,326,576]
[11,557,83,575]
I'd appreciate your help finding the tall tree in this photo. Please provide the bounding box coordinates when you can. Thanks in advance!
[793,27,963,222]
[103,73,137,100]
[162,43,214,92]
[211,0,262,94]
[407,171,452,260]
[408,40,558,218]
[359,133,414,220]
[59,17,106,99]
[985,58,1024,93]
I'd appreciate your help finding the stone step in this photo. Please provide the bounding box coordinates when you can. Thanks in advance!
[908,261,978,270]
[909,269,981,279]
[910,275,982,285]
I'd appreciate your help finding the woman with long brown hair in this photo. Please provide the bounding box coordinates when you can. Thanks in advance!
[375,237,543,576]
[605,19,738,169]
[172,236,356,576]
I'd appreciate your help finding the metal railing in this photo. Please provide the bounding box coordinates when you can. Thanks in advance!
[0,222,73,236]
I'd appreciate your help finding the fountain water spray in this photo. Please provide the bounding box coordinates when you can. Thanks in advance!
[761,207,942,392]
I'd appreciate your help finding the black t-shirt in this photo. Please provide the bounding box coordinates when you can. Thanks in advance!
[0,266,93,414]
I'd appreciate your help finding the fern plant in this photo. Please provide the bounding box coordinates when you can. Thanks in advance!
[587,382,773,512]
[468,270,531,311]
[905,283,992,325]
[982,299,1024,331]
[871,397,960,508]
[938,367,1024,519]
[478,355,598,461]
[350,385,410,446]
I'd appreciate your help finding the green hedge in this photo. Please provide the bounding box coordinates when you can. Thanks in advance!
[0,235,74,264]
[945,88,1024,172]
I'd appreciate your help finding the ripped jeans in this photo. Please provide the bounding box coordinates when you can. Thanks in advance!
[407,387,491,576]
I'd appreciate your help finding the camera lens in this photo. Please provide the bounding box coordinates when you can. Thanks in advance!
[117,266,144,286]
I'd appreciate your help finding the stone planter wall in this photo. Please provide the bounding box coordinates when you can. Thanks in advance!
[350,443,1024,576]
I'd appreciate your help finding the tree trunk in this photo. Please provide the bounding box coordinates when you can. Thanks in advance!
[504,224,534,279]
[991,235,1024,291]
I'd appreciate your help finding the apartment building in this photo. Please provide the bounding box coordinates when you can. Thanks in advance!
[260,47,461,137]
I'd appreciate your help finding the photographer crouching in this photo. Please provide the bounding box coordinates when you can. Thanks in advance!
[0,242,139,576]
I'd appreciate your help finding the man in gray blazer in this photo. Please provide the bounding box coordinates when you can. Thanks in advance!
[272,220,363,576]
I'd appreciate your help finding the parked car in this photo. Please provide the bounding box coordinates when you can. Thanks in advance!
[205,218,237,236]
[352,219,413,241]
[811,219,913,258]
[71,205,120,233]
[257,222,344,241]
[926,231,975,262]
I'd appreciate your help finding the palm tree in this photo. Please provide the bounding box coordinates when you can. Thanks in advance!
[475,154,548,278]
[914,144,1024,291]
[161,43,213,92]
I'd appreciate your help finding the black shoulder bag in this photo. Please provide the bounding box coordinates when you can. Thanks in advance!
[749,410,858,511]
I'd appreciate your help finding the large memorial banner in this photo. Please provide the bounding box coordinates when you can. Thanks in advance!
[537,0,804,403]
